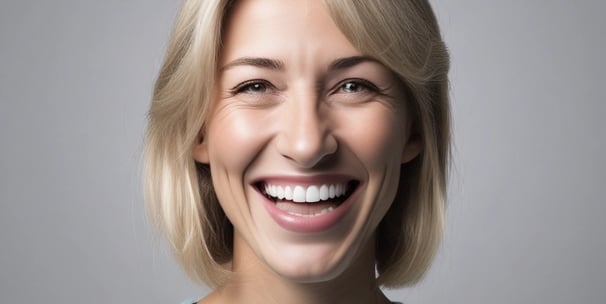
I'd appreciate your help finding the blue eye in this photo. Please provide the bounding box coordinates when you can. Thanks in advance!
[328,78,384,104]
[233,80,272,94]
[341,81,365,93]
[335,79,379,94]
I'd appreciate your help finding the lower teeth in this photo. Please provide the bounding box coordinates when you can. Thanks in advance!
[287,206,335,217]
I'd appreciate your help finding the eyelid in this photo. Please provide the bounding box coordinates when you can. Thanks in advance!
[330,78,381,94]
[230,79,275,94]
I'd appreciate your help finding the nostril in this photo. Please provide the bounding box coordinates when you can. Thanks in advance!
[273,100,339,168]
[276,131,338,168]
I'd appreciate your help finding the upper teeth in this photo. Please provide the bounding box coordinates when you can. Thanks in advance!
[264,183,348,203]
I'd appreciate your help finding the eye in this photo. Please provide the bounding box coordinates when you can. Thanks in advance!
[232,80,274,95]
[334,79,379,94]
[328,78,382,104]
[341,81,365,93]
[227,79,282,106]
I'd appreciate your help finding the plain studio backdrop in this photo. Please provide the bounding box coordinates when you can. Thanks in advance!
[1,1,604,303]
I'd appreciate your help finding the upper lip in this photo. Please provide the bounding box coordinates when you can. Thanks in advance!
[251,174,359,187]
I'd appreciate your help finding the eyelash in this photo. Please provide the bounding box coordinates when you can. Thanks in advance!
[229,78,381,97]
[331,78,380,95]
[230,79,274,95]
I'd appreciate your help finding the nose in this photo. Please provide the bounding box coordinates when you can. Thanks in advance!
[275,92,337,168]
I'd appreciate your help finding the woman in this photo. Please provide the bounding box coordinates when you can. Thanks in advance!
[144,0,450,303]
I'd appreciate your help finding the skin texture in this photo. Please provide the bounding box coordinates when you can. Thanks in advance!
[193,0,421,303]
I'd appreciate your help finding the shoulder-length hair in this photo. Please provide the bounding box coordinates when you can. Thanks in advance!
[144,0,450,288]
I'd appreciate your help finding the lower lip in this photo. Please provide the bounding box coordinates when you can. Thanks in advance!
[257,186,359,233]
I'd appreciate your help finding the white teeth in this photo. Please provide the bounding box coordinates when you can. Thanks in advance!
[328,185,335,199]
[264,182,350,203]
[287,206,335,217]
[319,185,328,200]
[284,186,293,200]
[306,186,320,203]
[293,186,306,203]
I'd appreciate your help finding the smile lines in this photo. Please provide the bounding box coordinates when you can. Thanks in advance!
[264,183,348,203]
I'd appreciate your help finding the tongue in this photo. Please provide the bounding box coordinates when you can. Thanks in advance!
[275,200,338,215]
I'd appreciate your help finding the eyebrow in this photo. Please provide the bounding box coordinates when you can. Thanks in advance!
[220,57,285,72]
[328,56,380,71]
[219,55,379,72]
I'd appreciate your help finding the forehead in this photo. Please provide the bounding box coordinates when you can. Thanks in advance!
[220,0,361,65]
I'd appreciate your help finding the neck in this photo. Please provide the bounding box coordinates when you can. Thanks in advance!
[213,233,390,304]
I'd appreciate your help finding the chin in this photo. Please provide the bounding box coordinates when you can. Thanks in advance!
[269,255,351,283]
[258,230,370,284]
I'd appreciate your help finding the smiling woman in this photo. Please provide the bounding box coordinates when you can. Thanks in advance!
[144,0,450,303]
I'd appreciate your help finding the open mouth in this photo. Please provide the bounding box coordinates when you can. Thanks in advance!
[255,180,360,217]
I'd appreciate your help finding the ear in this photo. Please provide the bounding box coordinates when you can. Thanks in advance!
[401,133,422,164]
[193,135,210,164]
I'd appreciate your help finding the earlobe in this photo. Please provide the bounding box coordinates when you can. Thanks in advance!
[193,137,210,164]
[401,136,422,164]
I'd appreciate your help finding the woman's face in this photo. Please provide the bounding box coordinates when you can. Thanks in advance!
[194,0,420,282]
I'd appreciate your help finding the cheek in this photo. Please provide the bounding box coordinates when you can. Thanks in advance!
[338,107,405,168]
[207,108,272,170]
[206,108,273,228]
[338,106,404,223]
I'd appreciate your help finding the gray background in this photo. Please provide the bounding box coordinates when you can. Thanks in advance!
[1,0,604,303]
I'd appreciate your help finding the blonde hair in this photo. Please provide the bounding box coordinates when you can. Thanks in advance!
[144,0,450,288]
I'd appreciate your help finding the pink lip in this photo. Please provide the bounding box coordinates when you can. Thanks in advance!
[253,176,361,233]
